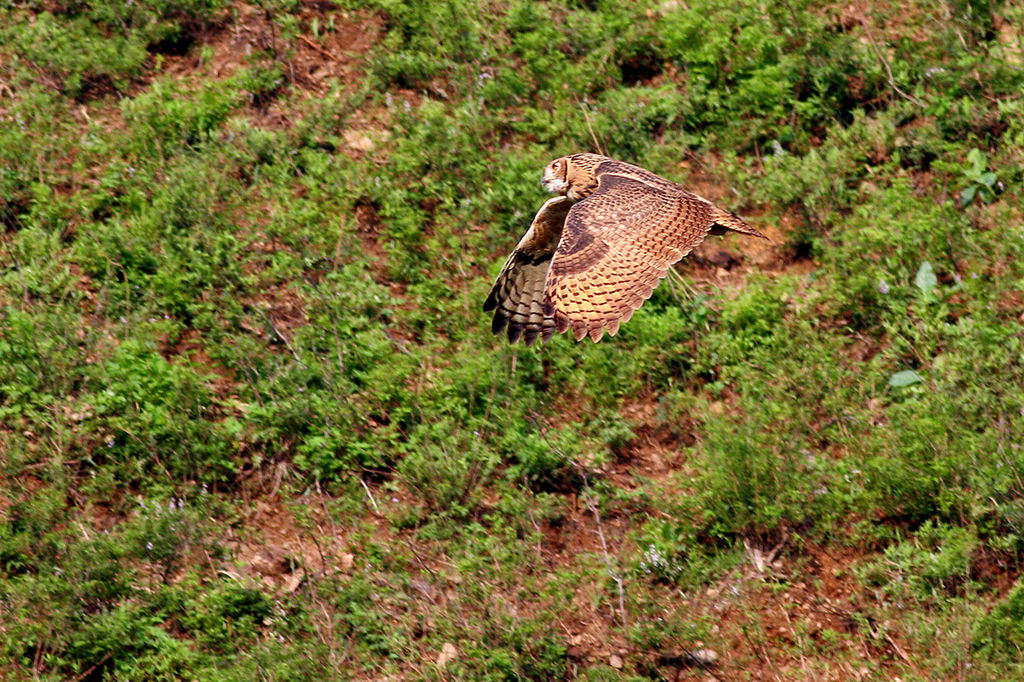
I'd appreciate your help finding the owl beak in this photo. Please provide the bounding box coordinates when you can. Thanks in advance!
[542,166,569,195]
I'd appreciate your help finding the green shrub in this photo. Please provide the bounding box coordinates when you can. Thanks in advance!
[121,77,243,153]
[697,406,814,540]
[631,518,742,587]
[84,339,235,480]
[0,87,74,231]
[2,12,149,97]
[399,420,498,516]
[0,306,87,426]
[502,428,584,493]
[857,522,978,601]
[974,581,1024,664]
[181,582,274,654]
[368,0,485,90]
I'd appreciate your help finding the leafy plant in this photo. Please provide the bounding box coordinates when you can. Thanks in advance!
[858,522,978,601]
[974,581,1024,664]
[960,147,1000,205]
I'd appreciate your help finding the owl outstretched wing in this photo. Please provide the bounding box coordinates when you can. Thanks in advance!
[483,196,572,345]
[543,170,754,342]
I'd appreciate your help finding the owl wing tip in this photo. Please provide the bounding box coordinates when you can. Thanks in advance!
[709,206,770,241]
[490,312,509,335]
[522,326,541,346]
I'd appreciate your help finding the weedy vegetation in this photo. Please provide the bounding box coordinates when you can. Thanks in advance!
[2,0,1024,679]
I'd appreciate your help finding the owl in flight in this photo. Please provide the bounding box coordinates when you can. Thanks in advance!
[483,153,768,345]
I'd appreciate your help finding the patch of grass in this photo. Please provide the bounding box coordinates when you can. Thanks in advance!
[974,580,1024,667]
[858,522,978,601]
[2,11,150,98]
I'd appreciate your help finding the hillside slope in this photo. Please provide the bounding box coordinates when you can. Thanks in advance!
[2,0,1024,679]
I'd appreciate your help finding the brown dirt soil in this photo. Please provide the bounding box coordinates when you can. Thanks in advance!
[226,493,355,592]
[160,3,383,102]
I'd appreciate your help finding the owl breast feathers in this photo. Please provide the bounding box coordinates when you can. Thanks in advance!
[483,153,768,344]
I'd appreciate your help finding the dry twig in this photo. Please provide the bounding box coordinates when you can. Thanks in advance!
[853,2,924,107]
[578,100,607,156]
[300,34,339,62]
[359,476,380,513]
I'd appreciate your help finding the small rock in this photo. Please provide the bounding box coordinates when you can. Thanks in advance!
[339,553,354,571]
[437,642,457,668]
[659,647,719,669]
[284,572,304,593]
[250,548,290,577]
[343,130,374,152]
[609,654,624,669]
[685,648,718,668]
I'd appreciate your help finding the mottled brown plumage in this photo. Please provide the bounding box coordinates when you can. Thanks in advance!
[484,153,768,344]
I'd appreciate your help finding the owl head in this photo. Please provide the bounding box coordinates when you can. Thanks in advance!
[542,153,607,201]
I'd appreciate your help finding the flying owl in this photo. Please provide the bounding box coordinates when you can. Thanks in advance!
[483,153,768,345]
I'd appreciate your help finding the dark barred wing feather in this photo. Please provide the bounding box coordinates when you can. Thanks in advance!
[483,197,572,345]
